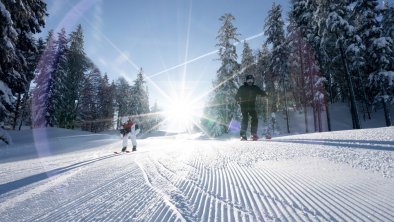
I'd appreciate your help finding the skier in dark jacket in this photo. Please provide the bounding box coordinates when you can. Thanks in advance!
[235,74,266,141]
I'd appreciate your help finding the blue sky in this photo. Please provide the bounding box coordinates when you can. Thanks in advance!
[41,0,290,109]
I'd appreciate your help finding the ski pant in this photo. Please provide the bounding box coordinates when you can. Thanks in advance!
[130,133,137,147]
[122,133,129,148]
[240,106,258,137]
[122,133,137,148]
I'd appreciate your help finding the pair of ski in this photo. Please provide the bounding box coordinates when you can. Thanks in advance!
[241,135,259,141]
[114,151,131,154]
[241,138,259,141]
[240,135,272,141]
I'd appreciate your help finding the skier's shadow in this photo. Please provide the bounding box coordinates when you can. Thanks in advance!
[0,154,117,196]
[273,138,394,151]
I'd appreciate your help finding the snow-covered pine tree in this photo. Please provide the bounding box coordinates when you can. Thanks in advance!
[16,38,45,130]
[61,25,87,129]
[115,77,132,126]
[264,3,290,133]
[291,0,314,46]
[314,1,337,106]
[368,38,394,126]
[0,0,46,132]
[13,35,40,130]
[203,13,240,137]
[350,0,382,120]
[292,0,335,132]
[149,100,162,131]
[50,28,69,127]
[32,31,57,128]
[352,0,393,126]
[305,50,326,132]
[255,45,270,122]
[79,63,101,132]
[131,68,150,131]
[351,0,382,75]
[287,14,310,133]
[97,74,115,131]
[382,1,394,36]
[382,1,394,71]
[240,41,255,82]
[325,1,361,129]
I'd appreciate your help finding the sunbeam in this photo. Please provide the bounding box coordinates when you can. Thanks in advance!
[181,1,193,95]
[147,31,265,79]
[57,1,267,136]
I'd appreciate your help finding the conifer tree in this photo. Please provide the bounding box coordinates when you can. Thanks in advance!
[131,68,150,131]
[98,74,115,131]
[50,28,69,126]
[131,69,150,116]
[382,1,394,71]
[352,0,393,126]
[255,45,270,121]
[203,13,240,136]
[287,14,310,132]
[264,3,290,133]
[0,0,46,129]
[79,64,101,132]
[17,38,46,130]
[293,1,337,131]
[60,25,87,128]
[32,31,56,128]
[240,41,255,82]
[115,77,132,120]
[325,1,361,129]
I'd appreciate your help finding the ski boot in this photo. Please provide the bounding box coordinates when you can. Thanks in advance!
[240,135,247,141]
[251,134,259,141]
[132,146,137,152]
[121,146,127,152]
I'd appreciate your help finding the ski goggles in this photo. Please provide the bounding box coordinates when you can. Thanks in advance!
[246,79,254,84]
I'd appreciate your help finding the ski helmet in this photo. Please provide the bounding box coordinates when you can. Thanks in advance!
[245,74,255,83]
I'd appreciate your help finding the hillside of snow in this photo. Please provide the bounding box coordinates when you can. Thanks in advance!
[0,126,393,221]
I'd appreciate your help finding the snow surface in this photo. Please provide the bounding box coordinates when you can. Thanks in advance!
[0,127,393,221]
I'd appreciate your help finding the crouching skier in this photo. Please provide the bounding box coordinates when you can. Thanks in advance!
[235,74,267,141]
[129,121,140,152]
[120,116,133,152]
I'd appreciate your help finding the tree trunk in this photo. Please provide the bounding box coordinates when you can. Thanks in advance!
[18,92,30,130]
[338,39,361,129]
[382,98,392,126]
[307,57,317,132]
[12,94,22,130]
[325,102,331,131]
[282,75,290,134]
[299,46,308,133]
[357,68,371,120]
[328,72,334,104]
[317,103,322,132]
[304,104,309,133]
[313,106,317,132]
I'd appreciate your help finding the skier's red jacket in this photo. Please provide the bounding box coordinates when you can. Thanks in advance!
[122,120,133,133]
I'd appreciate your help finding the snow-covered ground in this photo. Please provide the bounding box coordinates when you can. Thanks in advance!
[0,127,393,221]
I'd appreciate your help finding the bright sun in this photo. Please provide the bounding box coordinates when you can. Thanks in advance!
[163,95,202,132]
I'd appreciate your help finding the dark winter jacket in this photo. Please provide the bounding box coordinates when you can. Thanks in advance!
[235,83,266,108]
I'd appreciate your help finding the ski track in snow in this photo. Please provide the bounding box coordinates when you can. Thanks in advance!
[0,127,394,221]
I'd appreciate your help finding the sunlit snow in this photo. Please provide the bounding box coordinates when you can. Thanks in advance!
[0,127,393,221]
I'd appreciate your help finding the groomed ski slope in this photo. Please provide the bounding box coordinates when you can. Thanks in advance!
[0,127,393,221]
